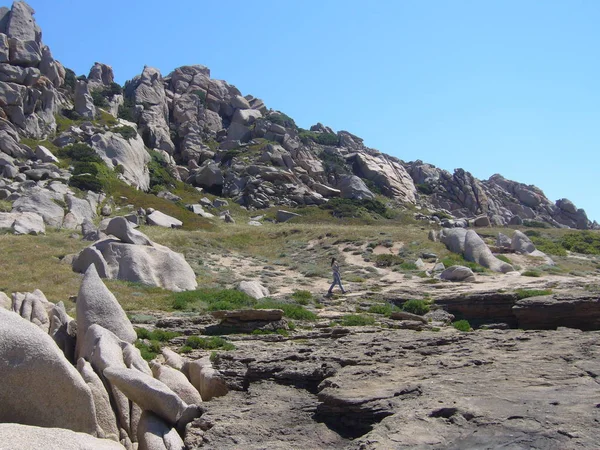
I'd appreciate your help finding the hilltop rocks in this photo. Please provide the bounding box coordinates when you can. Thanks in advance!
[0,424,126,450]
[73,216,197,291]
[352,152,416,203]
[74,80,96,119]
[0,308,98,433]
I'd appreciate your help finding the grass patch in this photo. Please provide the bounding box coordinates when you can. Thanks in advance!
[515,288,552,300]
[440,255,486,273]
[135,340,161,361]
[256,299,317,321]
[184,335,235,351]
[135,328,181,341]
[495,254,512,264]
[401,299,430,315]
[290,290,312,305]
[522,270,542,277]
[368,302,399,317]
[171,288,256,312]
[452,320,471,332]
[338,314,376,326]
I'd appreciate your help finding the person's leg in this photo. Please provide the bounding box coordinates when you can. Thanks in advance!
[337,275,346,294]
[327,278,336,295]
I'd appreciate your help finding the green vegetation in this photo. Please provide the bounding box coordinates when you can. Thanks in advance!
[118,97,136,122]
[522,270,542,277]
[561,231,600,255]
[515,288,552,300]
[172,288,256,311]
[135,340,161,361]
[147,149,177,193]
[319,151,349,179]
[320,198,389,219]
[452,320,471,332]
[183,335,235,351]
[401,299,430,315]
[440,255,486,273]
[529,235,568,256]
[268,112,296,128]
[374,254,404,267]
[191,89,207,105]
[91,83,123,108]
[0,200,11,212]
[523,220,550,228]
[256,299,317,321]
[339,314,376,326]
[433,211,452,221]
[57,143,117,193]
[416,183,434,195]
[135,328,181,341]
[290,290,312,305]
[495,254,512,264]
[114,125,137,140]
[368,302,400,317]
[298,130,339,146]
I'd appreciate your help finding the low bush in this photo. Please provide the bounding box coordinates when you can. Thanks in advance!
[135,328,181,341]
[416,183,434,195]
[522,270,542,277]
[320,198,388,219]
[375,254,404,267]
[184,336,235,351]
[118,97,136,122]
[114,125,137,140]
[291,290,312,304]
[515,288,552,300]
[530,236,567,256]
[148,150,176,192]
[523,220,550,228]
[339,314,375,326]
[171,288,256,311]
[561,231,600,255]
[368,303,399,317]
[495,254,512,264]
[440,255,486,273]
[135,340,161,361]
[452,320,471,332]
[255,299,317,321]
[268,112,296,129]
[401,299,430,315]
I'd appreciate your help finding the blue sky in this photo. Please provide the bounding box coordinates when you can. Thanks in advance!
[28,0,599,222]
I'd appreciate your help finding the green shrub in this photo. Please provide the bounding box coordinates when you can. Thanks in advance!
[399,262,419,271]
[135,328,181,341]
[192,90,207,105]
[401,299,430,315]
[523,220,550,228]
[561,231,600,255]
[416,183,434,195]
[524,230,541,237]
[91,90,109,108]
[135,340,161,361]
[268,112,296,129]
[339,314,375,326]
[433,211,452,220]
[319,151,349,178]
[515,288,552,300]
[452,320,471,332]
[530,236,567,256]
[63,68,77,93]
[148,150,176,191]
[58,143,103,163]
[255,299,317,321]
[522,270,542,277]
[179,345,193,354]
[171,288,256,311]
[118,97,136,122]
[496,254,512,264]
[440,255,486,273]
[184,336,235,351]
[291,290,312,304]
[374,254,404,267]
[320,198,388,219]
[368,303,399,317]
[114,125,137,140]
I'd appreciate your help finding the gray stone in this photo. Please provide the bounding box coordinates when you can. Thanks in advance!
[137,411,185,450]
[440,265,476,282]
[473,216,491,227]
[237,280,270,300]
[0,211,44,234]
[276,209,300,223]
[147,210,182,228]
[496,233,512,249]
[103,366,200,427]
[337,175,375,200]
[0,423,126,450]
[74,80,96,119]
[75,264,137,359]
[162,348,186,372]
[187,356,229,401]
[34,144,58,163]
[77,358,120,441]
[151,361,203,406]
[511,230,536,254]
[0,291,10,309]
[67,193,96,226]
[439,228,468,255]
[105,216,152,245]
[464,230,514,273]
[6,2,40,42]
[12,188,64,227]
[0,308,98,433]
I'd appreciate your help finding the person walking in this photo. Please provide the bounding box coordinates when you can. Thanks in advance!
[327,257,346,296]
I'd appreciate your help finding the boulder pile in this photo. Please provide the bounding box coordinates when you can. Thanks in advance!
[0,265,227,449]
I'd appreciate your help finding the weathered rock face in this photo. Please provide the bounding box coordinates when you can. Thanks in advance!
[0,2,64,139]
[90,131,150,191]
[0,307,99,434]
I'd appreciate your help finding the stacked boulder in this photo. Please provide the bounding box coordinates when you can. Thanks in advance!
[0,264,222,449]
[73,216,197,291]
[439,228,515,273]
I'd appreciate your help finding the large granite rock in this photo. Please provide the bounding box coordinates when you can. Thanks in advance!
[464,230,514,273]
[12,188,64,227]
[0,423,125,450]
[75,264,137,358]
[0,308,98,434]
[353,152,416,203]
[90,131,150,191]
[337,175,375,200]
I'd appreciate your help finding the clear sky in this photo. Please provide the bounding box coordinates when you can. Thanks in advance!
[27,0,599,222]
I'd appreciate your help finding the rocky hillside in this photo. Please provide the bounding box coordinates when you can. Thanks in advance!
[0,1,595,230]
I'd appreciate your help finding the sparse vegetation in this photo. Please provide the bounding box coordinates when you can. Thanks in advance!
[320,198,389,219]
[114,125,137,140]
[515,289,552,300]
[171,288,256,311]
[135,328,181,341]
[255,299,317,321]
[522,270,542,277]
[183,335,235,351]
[401,299,430,315]
[368,302,399,317]
[338,314,376,326]
[452,320,471,332]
